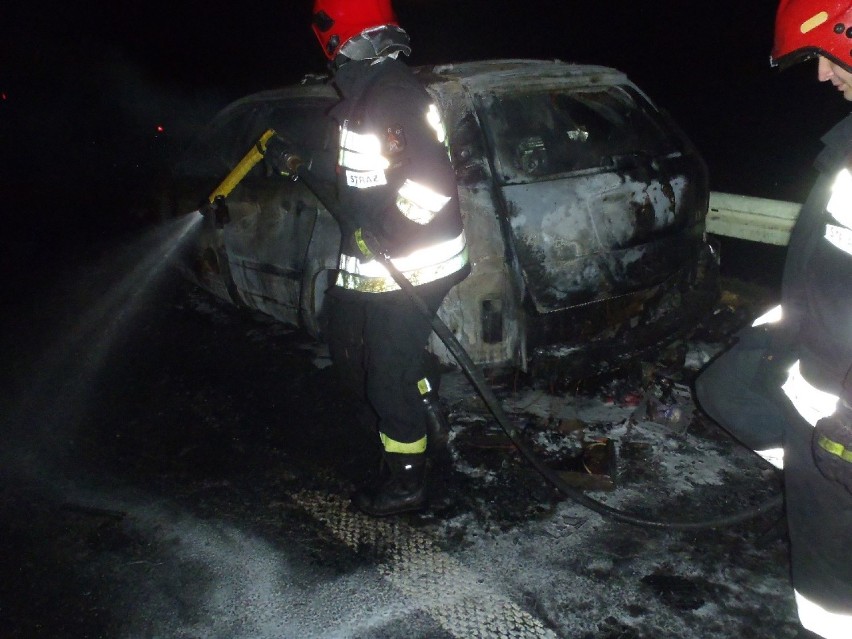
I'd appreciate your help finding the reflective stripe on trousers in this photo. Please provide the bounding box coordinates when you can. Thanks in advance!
[756,447,784,470]
[782,362,850,638]
[746,305,786,468]
[796,590,852,639]
[380,432,427,454]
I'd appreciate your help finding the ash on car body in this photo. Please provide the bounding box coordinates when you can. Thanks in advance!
[166,59,718,380]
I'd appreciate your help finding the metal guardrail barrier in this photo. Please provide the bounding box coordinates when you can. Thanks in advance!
[706,192,802,246]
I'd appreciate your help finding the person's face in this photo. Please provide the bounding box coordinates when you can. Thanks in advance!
[817,55,852,101]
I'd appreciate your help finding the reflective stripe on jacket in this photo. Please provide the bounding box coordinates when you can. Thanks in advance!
[826,167,852,256]
[336,231,468,293]
[782,359,839,427]
[329,57,468,294]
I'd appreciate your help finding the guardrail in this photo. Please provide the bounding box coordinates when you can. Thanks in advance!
[706,192,801,246]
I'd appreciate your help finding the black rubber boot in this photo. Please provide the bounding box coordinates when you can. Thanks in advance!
[353,452,427,517]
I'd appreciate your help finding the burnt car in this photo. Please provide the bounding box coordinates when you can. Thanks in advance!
[167,59,718,379]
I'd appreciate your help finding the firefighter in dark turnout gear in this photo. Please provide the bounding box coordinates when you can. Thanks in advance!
[695,2,852,636]
[310,0,469,516]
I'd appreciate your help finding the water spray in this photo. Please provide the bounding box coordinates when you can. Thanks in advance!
[3,188,204,487]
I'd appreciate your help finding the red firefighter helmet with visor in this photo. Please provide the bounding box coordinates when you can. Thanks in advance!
[772,0,852,71]
[312,0,400,60]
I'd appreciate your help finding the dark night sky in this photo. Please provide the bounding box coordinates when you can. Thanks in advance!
[2,0,850,248]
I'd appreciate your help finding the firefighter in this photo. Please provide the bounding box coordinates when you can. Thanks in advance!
[307,0,469,516]
[694,1,852,636]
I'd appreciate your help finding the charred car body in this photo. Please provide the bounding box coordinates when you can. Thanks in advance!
[168,59,718,378]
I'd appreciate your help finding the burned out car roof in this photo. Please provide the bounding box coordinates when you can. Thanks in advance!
[423,58,628,86]
[167,59,718,381]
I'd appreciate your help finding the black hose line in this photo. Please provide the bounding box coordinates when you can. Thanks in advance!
[296,166,783,531]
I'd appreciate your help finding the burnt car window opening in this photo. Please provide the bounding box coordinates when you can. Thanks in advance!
[478,86,680,184]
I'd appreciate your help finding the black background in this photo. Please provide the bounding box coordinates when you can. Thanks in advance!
[2,0,850,272]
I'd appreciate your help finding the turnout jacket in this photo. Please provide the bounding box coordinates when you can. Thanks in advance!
[328,57,469,294]
[770,113,852,635]
[779,113,852,401]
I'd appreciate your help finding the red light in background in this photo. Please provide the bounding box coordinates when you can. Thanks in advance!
[156,124,164,133]
[1,92,7,101]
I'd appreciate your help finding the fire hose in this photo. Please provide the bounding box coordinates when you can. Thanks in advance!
[212,130,785,530]
[292,168,785,531]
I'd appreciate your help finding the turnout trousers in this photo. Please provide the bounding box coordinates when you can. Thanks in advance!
[326,277,452,448]
[694,325,790,456]
[695,326,852,636]
[784,402,852,634]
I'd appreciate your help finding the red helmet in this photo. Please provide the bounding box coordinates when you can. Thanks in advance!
[772,0,852,71]
[312,0,400,60]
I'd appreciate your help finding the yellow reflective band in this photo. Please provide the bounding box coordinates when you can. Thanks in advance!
[817,434,852,463]
[396,179,451,225]
[827,168,852,230]
[417,377,432,395]
[380,432,427,454]
[426,104,447,144]
[782,360,839,427]
[354,228,374,258]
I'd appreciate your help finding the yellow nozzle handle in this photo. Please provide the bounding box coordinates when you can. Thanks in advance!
[208,129,276,203]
